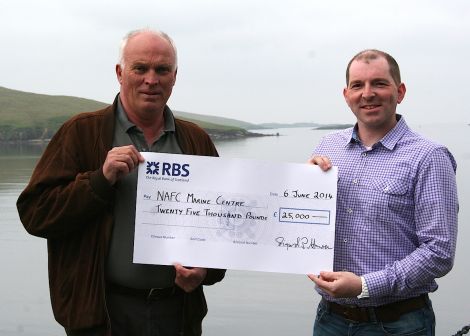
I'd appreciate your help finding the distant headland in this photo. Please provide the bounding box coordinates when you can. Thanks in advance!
[0,86,351,143]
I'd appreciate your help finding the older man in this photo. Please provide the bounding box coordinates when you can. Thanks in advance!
[17,29,225,336]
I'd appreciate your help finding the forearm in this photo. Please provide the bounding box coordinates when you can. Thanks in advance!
[365,150,458,297]
[17,168,114,238]
[17,121,115,238]
[364,242,455,298]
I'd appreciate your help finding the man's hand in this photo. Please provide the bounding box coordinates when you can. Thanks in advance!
[308,271,362,298]
[307,155,332,172]
[102,145,145,185]
[174,264,207,293]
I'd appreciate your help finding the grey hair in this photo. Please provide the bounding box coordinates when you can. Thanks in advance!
[118,28,178,69]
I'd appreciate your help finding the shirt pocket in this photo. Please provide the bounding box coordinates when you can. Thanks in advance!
[371,178,408,195]
[362,178,413,223]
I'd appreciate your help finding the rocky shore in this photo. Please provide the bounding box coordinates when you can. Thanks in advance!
[0,128,273,144]
[204,129,271,141]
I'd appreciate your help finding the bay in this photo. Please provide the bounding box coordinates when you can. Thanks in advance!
[0,124,468,335]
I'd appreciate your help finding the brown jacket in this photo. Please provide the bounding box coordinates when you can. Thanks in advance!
[17,99,225,334]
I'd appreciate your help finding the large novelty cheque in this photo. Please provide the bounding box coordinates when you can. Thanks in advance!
[134,152,337,274]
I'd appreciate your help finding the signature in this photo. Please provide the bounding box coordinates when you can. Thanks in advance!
[275,236,332,251]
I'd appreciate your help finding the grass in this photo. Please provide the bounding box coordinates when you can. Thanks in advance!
[0,86,250,141]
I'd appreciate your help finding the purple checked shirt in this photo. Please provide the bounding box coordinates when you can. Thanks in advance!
[313,115,458,307]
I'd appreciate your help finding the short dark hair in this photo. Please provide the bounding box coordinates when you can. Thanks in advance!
[346,49,401,86]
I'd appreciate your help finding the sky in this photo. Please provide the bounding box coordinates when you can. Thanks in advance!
[1,0,469,125]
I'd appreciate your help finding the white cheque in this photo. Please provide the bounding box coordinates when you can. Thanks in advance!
[134,152,337,274]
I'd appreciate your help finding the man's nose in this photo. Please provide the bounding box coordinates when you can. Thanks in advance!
[145,70,160,85]
[362,83,375,99]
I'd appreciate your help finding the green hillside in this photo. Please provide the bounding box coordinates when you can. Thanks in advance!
[174,111,260,130]
[0,86,254,141]
[0,86,109,141]
[0,86,109,125]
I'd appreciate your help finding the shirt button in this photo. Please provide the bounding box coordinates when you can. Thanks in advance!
[347,208,353,214]
[362,153,367,157]
[343,239,348,243]
[352,179,358,184]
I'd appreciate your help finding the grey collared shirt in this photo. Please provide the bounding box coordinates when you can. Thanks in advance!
[114,97,182,153]
[106,97,183,289]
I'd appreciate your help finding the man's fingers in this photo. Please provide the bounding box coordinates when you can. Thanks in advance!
[114,146,142,167]
[103,145,144,184]
[174,263,189,276]
[307,156,332,171]
[318,271,338,281]
[174,264,207,293]
[307,274,319,281]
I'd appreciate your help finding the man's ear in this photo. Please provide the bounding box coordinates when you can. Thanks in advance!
[172,67,178,86]
[397,83,406,104]
[116,64,123,84]
[343,87,352,108]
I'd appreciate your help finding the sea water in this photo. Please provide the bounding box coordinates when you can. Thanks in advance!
[0,124,468,335]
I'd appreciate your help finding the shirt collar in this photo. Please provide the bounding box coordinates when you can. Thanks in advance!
[348,114,409,150]
[116,95,176,133]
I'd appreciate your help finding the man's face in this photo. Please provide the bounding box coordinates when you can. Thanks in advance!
[116,32,177,119]
[343,56,405,132]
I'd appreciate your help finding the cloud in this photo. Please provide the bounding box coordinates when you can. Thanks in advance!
[1,0,469,124]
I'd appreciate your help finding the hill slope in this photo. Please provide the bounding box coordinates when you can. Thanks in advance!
[174,111,260,130]
[0,86,257,141]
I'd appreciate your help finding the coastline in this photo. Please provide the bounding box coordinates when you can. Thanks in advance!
[206,129,275,141]
[0,129,275,145]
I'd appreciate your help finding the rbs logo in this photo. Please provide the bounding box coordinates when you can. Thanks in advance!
[146,161,190,177]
